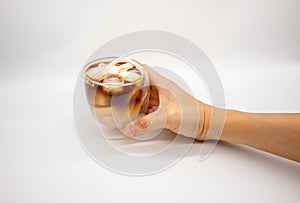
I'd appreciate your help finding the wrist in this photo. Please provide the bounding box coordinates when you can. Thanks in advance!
[197,102,230,141]
[197,101,212,141]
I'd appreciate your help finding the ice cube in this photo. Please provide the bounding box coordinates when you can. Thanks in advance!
[127,67,141,75]
[120,71,141,82]
[86,63,106,81]
[103,75,124,85]
[117,63,134,71]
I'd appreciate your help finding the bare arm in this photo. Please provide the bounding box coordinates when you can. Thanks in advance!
[125,65,300,162]
[219,109,300,162]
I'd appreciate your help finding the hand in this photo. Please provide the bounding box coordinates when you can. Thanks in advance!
[123,65,300,162]
[124,65,211,140]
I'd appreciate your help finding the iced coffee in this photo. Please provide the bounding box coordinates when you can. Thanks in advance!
[84,57,149,129]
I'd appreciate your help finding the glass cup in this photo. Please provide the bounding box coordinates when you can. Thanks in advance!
[84,57,149,137]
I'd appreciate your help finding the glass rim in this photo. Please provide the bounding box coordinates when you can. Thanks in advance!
[84,56,146,87]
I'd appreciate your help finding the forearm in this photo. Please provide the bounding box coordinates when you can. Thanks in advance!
[220,110,300,162]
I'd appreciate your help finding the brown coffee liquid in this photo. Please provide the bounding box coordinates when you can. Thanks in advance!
[84,59,148,128]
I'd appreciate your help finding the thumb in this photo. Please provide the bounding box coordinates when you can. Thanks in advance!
[124,107,166,138]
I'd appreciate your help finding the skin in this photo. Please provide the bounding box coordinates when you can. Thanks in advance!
[124,65,300,162]
[221,110,300,162]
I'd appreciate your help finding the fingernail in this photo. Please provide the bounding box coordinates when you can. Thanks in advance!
[124,125,136,137]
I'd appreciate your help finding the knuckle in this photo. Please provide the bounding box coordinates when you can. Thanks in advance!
[137,117,151,129]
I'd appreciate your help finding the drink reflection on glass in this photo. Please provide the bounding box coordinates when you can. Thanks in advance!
[84,57,149,137]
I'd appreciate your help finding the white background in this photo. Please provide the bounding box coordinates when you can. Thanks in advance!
[0,0,299,202]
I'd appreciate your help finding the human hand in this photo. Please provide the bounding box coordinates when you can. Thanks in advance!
[124,65,212,141]
[124,65,300,162]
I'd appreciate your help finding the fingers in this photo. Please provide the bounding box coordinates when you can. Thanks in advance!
[148,85,159,107]
[124,107,166,138]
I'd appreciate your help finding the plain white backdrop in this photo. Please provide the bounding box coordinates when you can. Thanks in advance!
[0,0,299,202]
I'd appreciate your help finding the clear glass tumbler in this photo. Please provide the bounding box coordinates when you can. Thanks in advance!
[84,57,149,135]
